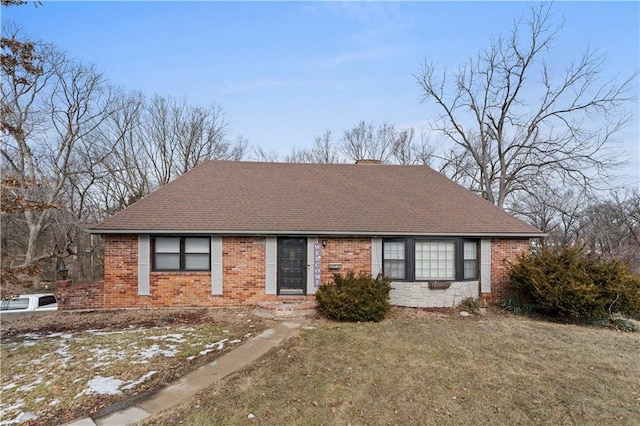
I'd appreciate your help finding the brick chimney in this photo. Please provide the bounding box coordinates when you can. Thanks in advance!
[355,159,382,165]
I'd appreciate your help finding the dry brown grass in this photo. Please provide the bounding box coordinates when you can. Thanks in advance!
[153,309,640,425]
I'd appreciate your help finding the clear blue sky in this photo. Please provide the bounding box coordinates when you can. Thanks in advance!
[3,1,639,186]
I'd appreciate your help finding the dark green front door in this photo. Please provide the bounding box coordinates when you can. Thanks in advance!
[277,238,306,295]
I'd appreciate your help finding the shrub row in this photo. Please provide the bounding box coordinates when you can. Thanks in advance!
[508,246,640,319]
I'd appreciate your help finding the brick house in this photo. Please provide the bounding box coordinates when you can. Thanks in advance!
[87,160,544,309]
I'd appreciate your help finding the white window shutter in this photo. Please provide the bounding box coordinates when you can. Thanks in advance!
[371,238,382,277]
[138,235,150,295]
[306,237,318,295]
[265,237,277,295]
[211,237,223,295]
[480,239,491,293]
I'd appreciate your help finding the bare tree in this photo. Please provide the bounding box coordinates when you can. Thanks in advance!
[340,121,398,163]
[1,30,120,266]
[580,190,640,270]
[140,95,246,187]
[283,130,341,163]
[416,3,637,208]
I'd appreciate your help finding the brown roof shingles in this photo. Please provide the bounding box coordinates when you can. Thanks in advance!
[91,160,543,236]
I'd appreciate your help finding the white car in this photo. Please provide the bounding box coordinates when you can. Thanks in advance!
[0,293,58,313]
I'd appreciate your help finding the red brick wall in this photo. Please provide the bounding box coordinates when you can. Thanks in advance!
[220,236,278,305]
[484,238,531,304]
[103,235,139,308]
[319,237,372,284]
[92,235,528,309]
[57,280,105,310]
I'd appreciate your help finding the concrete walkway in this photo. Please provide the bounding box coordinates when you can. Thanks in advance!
[64,322,302,426]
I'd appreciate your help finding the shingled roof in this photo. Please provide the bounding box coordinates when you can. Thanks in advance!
[91,160,543,237]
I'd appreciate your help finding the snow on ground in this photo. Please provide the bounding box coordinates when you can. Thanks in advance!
[1,326,245,424]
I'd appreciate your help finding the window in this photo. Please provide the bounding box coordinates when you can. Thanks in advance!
[152,237,210,271]
[37,295,57,308]
[0,298,29,311]
[383,240,406,280]
[463,240,478,279]
[383,238,478,282]
[415,240,455,280]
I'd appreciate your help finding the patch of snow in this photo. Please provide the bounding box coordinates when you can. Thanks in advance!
[19,333,41,340]
[48,399,60,406]
[0,399,25,425]
[199,339,228,356]
[138,343,178,359]
[1,383,16,391]
[121,371,157,390]
[18,377,42,392]
[230,339,242,344]
[54,342,74,365]
[0,410,37,425]
[76,376,123,397]
[22,341,37,347]
[47,332,73,339]
[146,334,185,343]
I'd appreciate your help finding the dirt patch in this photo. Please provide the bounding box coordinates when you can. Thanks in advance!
[1,307,263,338]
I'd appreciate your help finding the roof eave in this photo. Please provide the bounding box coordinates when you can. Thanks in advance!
[89,228,546,238]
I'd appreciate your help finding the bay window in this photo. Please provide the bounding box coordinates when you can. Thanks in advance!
[383,238,478,282]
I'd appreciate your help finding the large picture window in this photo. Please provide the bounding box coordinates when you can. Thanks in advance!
[152,237,211,271]
[383,238,478,282]
[415,240,455,280]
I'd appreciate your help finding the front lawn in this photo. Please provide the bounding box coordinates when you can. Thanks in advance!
[153,310,640,425]
[0,308,266,425]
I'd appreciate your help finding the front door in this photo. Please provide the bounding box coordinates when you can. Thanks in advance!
[277,238,306,295]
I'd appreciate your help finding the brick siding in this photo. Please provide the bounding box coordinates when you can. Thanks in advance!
[75,235,529,310]
[56,280,105,310]
[319,237,372,284]
[483,238,531,304]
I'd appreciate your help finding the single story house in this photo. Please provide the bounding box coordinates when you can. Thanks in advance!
[89,160,544,309]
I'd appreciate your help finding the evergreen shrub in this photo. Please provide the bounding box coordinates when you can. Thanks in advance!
[315,271,392,322]
[509,246,640,319]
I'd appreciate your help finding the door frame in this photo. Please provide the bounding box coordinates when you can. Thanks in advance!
[277,237,307,296]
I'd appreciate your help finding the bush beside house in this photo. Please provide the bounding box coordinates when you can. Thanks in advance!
[508,246,640,320]
[316,272,392,322]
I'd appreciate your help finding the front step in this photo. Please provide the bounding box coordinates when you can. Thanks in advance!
[254,300,318,320]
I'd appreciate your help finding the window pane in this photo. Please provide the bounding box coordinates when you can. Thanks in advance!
[464,241,477,260]
[155,253,180,270]
[384,242,405,260]
[185,253,209,270]
[464,260,477,279]
[155,237,180,253]
[415,241,455,280]
[384,260,405,280]
[185,238,209,253]
[38,296,57,307]
[383,241,405,279]
[0,298,29,311]
[463,241,478,279]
